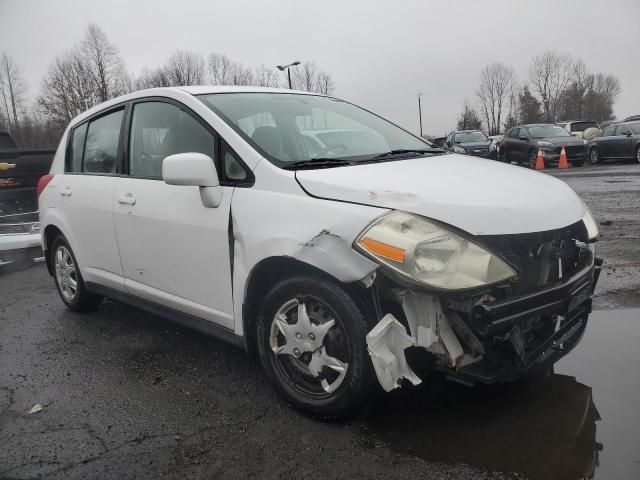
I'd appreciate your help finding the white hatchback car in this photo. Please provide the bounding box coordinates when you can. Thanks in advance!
[39,87,601,417]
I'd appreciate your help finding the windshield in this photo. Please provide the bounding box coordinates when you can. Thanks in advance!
[454,131,488,143]
[199,93,435,167]
[528,125,572,139]
[570,122,599,132]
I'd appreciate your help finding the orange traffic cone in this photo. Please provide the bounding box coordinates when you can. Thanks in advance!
[535,148,545,170]
[558,145,569,169]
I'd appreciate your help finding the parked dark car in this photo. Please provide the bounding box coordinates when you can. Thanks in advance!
[431,136,446,148]
[499,124,587,168]
[0,131,55,268]
[587,121,640,165]
[443,130,497,158]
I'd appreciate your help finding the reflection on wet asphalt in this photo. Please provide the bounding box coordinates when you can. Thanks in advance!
[365,309,640,480]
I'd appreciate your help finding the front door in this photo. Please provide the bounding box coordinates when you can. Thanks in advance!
[615,125,633,158]
[113,100,235,329]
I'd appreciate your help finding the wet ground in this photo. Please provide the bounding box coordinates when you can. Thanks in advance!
[1,163,639,479]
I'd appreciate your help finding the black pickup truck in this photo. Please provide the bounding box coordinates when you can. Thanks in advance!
[0,131,55,269]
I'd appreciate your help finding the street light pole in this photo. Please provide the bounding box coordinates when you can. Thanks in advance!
[277,61,301,89]
[417,93,423,138]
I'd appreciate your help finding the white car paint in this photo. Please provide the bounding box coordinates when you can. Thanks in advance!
[296,154,586,235]
[39,86,589,344]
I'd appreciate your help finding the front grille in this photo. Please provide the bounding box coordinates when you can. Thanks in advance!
[468,147,489,156]
[479,221,589,295]
[0,222,38,235]
[555,145,586,158]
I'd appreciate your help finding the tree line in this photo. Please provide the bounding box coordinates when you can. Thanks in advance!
[0,23,335,147]
[456,50,621,135]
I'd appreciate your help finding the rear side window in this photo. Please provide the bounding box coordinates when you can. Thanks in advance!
[129,102,216,179]
[601,125,616,136]
[616,125,631,136]
[84,109,124,174]
[67,123,87,172]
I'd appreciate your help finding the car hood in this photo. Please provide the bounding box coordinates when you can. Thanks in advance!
[459,141,490,148]
[295,154,586,235]
[538,136,585,147]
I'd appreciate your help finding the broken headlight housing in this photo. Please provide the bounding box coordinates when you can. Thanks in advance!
[582,207,599,241]
[355,211,516,290]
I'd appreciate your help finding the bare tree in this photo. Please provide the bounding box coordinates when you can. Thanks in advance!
[163,50,205,86]
[456,100,482,130]
[81,23,126,101]
[207,53,253,86]
[253,64,280,88]
[0,53,28,139]
[290,61,335,95]
[38,47,101,123]
[475,62,515,135]
[528,50,573,122]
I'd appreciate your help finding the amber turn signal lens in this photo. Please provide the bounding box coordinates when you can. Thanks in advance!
[360,237,406,263]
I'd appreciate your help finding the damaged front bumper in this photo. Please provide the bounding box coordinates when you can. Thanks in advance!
[365,249,602,391]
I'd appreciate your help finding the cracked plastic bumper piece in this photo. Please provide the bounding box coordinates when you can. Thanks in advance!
[365,314,422,391]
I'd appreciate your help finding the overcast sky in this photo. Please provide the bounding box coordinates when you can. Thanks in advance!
[1,0,639,135]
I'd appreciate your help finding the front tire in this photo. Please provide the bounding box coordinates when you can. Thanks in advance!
[256,275,376,418]
[51,235,103,311]
[528,150,537,169]
[636,145,640,164]
[589,147,600,165]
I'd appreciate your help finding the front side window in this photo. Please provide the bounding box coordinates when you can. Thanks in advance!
[629,123,640,135]
[616,125,631,136]
[84,109,124,174]
[527,125,571,139]
[129,102,216,179]
[200,93,436,167]
[67,123,87,172]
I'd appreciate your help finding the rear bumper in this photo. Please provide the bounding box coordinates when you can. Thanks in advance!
[0,233,43,267]
[443,257,602,384]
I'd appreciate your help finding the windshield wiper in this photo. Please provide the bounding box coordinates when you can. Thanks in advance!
[370,148,444,160]
[282,157,353,170]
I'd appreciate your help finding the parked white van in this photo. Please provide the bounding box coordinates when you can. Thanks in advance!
[39,87,601,417]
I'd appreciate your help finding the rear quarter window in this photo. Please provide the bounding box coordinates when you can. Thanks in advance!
[67,123,87,173]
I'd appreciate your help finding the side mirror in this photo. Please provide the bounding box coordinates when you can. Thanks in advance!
[162,152,222,208]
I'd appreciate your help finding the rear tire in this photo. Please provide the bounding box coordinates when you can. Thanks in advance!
[51,235,103,311]
[589,147,600,165]
[256,275,376,419]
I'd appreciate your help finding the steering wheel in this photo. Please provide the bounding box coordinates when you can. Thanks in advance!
[317,144,349,157]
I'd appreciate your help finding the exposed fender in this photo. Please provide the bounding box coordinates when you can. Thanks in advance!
[229,163,385,336]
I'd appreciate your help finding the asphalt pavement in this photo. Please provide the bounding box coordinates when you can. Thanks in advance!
[1,162,639,480]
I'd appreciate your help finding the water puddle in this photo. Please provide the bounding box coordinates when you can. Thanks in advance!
[364,308,640,479]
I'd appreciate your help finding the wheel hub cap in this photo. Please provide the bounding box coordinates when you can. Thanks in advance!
[269,298,348,393]
[54,246,78,301]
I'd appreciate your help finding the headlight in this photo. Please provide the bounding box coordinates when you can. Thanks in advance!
[453,145,465,153]
[537,141,554,148]
[355,211,516,290]
[582,208,599,241]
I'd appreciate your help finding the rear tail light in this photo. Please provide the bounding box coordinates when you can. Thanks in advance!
[37,174,54,197]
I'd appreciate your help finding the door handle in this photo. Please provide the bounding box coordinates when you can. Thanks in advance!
[118,194,136,205]
[59,187,72,197]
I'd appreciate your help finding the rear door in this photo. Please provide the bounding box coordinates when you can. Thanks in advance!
[615,125,633,158]
[56,107,126,290]
[113,99,237,328]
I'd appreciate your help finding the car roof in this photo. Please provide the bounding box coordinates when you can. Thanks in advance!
[518,123,555,128]
[66,86,325,130]
[453,129,484,133]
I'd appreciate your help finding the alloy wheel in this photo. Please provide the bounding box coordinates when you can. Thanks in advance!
[590,148,599,165]
[636,147,640,163]
[268,296,349,395]
[55,246,78,302]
